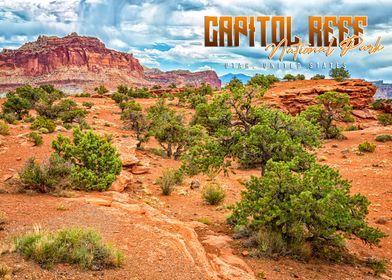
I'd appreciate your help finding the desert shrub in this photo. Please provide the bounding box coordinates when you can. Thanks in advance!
[226,77,244,91]
[2,93,31,119]
[128,87,151,98]
[311,74,325,80]
[94,85,109,95]
[15,227,123,270]
[1,113,18,124]
[111,93,127,104]
[230,161,385,258]
[156,168,183,195]
[0,263,10,278]
[148,99,203,159]
[121,101,150,148]
[301,91,351,139]
[296,74,305,80]
[187,91,319,176]
[329,67,350,81]
[248,74,278,88]
[201,183,225,205]
[283,74,296,81]
[82,102,94,109]
[28,132,43,146]
[366,258,388,276]
[52,128,122,191]
[60,109,87,124]
[30,116,55,133]
[371,99,383,110]
[358,141,376,153]
[345,125,359,131]
[18,154,72,193]
[375,134,392,142]
[0,120,10,136]
[378,113,392,126]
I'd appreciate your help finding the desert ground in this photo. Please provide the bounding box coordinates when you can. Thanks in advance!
[0,90,391,280]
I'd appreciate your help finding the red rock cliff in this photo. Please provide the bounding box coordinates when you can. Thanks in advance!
[0,34,221,92]
[263,79,377,115]
[145,69,221,89]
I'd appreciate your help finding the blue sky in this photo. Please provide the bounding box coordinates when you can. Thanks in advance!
[0,0,391,81]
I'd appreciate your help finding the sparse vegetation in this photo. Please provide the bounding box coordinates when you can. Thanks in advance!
[0,120,10,136]
[82,101,94,109]
[358,141,376,153]
[230,161,385,259]
[156,168,183,195]
[201,183,225,205]
[30,116,55,133]
[94,85,109,95]
[52,128,122,191]
[28,131,43,146]
[15,227,124,270]
[301,91,352,139]
[375,134,392,142]
[329,67,350,81]
[311,74,325,80]
[378,113,392,126]
[18,154,72,193]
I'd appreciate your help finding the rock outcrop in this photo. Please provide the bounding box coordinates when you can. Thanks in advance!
[145,68,221,89]
[0,33,145,92]
[263,79,377,115]
[0,34,221,92]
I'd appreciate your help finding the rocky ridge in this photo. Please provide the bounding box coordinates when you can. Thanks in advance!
[0,33,221,92]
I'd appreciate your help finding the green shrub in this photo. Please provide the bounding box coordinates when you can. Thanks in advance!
[378,113,392,126]
[371,99,383,110]
[366,258,387,276]
[1,113,18,124]
[15,227,123,270]
[111,93,127,104]
[345,125,359,131]
[94,85,109,95]
[156,168,183,195]
[18,154,72,193]
[82,102,94,109]
[358,141,376,153]
[0,120,10,136]
[30,116,55,133]
[311,74,325,80]
[301,92,351,139]
[329,67,350,81]
[60,109,87,124]
[0,263,10,278]
[230,161,385,258]
[52,128,122,191]
[201,183,225,205]
[283,74,296,81]
[375,134,392,142]
[28,132,43,146]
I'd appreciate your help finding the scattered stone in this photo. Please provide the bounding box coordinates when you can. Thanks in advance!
[376,217,388,225]
[131,165,150,175]
[16,157,22,161]
[85,197,112,207]
[241,250,249,257]
[2,174,13,182]
[109,170,133,192]
[190,180,201,189]
[352,109,375,119]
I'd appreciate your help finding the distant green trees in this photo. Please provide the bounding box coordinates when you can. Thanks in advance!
[329,67,350,81]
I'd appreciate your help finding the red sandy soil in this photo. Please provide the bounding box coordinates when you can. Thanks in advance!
[0,96,391,280]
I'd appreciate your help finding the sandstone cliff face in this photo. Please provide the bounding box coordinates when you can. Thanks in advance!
[263,79,377,115]
[0,34,221,92]
[0,33,145,91]
[145,69,221,89]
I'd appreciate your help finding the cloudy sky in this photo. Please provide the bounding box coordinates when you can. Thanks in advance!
[0,0,391,81]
